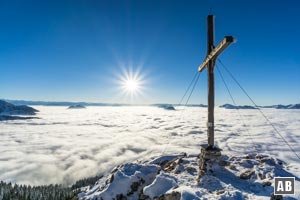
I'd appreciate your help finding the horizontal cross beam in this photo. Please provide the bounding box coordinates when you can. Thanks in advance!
[198,36,235,72]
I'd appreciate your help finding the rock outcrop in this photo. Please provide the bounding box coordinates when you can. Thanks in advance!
[78,153,298,200]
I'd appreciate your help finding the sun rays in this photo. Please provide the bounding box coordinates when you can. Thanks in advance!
[114,66,148,102]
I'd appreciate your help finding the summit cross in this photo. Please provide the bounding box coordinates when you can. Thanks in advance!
[198,15,235,148]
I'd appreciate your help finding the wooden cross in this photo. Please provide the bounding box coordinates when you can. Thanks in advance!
[198,15,235,149]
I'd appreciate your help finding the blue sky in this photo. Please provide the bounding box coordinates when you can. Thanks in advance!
[0,0,299,105]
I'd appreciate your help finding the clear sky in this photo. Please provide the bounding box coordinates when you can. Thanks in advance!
[0,0,299,105]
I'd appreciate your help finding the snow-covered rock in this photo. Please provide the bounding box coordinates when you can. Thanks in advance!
[79,163,160,200]
[78,153,299,200]
[143,173,178,199]
[0,100,38,115]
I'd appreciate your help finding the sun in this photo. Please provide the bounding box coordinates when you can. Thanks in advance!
[117,67,145,96]
[122,76,141,94]
[124,79,139,92]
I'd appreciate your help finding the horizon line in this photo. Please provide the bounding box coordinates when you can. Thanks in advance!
[1,98,299,107]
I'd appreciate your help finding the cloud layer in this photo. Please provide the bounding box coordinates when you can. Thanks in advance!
[0,106,299,185]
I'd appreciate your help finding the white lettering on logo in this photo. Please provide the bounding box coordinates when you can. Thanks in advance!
[277,181,284,191]
[285,181,292,191]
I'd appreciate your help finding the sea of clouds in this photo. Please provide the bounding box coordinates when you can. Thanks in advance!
[0,106,299,185]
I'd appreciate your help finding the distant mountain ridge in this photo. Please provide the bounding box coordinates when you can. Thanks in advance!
[0,100,39,120]
[220,104,257,109]
[68,105,86,109]
[220,103,300,109]
[259,104,300,109]
[151,103,207,108]
[0,100,38,115]
[1,99,299,109]
[2,100,208,107]
[3,99,127,107]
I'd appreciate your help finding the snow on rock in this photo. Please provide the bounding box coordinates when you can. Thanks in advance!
[79,153,300,200]
[143,173,178,199]
[0,100,38,115]
[149,154,185,166]
[79,163,160,200]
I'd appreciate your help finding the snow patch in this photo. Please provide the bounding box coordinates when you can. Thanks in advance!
[80,163,160,200]
[143,173,177,198]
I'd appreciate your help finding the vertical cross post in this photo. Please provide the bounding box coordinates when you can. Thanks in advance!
[197,15,234,149]
[197,15,235,179]
[207,15,215,148]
